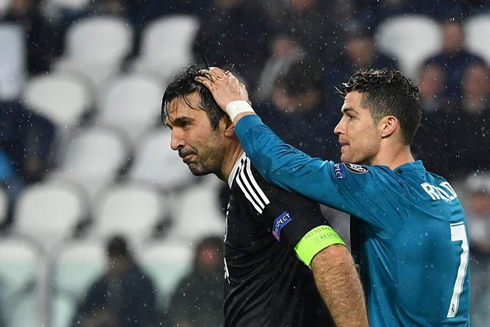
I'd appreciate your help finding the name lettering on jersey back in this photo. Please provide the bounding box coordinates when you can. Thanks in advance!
[421,182,458,202]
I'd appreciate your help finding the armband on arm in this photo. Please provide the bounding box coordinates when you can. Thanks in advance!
[294,225,346,267]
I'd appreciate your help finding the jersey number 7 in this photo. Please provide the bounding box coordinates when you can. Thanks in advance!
[447,222,469,318]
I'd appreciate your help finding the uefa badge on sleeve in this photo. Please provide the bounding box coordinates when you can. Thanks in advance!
[272,211,293,241]
[344,163,369,174]
[334,163,346,179]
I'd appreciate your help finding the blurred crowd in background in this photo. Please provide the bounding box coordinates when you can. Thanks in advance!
[1,0,490,326]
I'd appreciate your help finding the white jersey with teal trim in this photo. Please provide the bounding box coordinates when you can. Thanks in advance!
[234,115,470,326]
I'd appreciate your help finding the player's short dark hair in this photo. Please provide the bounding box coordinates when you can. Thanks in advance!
[162,65,227,130]
[338,68,422,145]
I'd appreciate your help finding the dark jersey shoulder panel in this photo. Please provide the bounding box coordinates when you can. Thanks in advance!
[224,153,335,327]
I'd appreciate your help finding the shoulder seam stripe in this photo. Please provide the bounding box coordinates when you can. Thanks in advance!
[236,167,263,214]
[244,157,270,206]
[240,158,268,209]
[240,164,265,209]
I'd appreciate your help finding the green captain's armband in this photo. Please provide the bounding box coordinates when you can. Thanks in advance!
[294,225,346,267]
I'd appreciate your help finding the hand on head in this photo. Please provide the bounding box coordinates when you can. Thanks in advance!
[195,67,251,111]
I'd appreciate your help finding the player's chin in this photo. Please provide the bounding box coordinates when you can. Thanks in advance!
[340,153,351,163]
[188,164,210,176]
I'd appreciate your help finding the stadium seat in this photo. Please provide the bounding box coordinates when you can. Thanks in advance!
[129,129,195,191]
[50,291,78,327]
[52,125,129,202]
[12,181,88,250]
[97,74,163,144]
[0,24,25,100]
[22,73,92,129]
[171,179,225,241]
[131,14,199,83]
[91,182,166,242]
[465,172,490,195]
[48,0,90,11]
[62,15,133,65]
[0,238,42,327]
[375,15,442,80]
[55,61,118,96]
[55,16,133,90]
[465,14,490,66]
[138,236,194,309]
[51,239,107,301]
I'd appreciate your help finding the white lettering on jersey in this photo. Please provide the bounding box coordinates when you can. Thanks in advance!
[421,182,458,202]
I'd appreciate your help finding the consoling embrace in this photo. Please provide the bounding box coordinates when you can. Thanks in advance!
[162,65,470,326]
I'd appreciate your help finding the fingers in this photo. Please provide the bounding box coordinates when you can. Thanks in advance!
[196,67,235,88]
[209,67,226,79]
[238,81,246,92]
[198,67,226,82]
[195,67,250,102]
[195,75,213,90]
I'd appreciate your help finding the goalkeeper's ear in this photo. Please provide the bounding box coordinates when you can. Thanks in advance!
[224,116,236,138]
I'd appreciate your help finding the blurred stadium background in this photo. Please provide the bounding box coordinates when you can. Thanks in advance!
[0,0,490,326]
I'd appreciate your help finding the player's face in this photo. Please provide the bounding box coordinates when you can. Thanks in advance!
[165,93,227,176]
[334,91,382,165]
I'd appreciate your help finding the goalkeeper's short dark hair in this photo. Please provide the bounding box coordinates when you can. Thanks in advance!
[162,65,227,130]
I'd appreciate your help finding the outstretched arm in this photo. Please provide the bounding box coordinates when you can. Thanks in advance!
[198,69,369,325]
[311,245,369,327]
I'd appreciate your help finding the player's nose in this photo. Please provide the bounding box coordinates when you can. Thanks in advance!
[334,118,345,135]
[170,130,185,151]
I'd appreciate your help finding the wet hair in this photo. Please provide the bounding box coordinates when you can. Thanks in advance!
[338,68,422,145]
[161,65,227,130]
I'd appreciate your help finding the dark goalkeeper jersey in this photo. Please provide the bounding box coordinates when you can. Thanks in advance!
[223,152,337,327]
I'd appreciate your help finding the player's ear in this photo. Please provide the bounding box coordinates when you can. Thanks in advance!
[223,116,236,137]
[379,115,398,139]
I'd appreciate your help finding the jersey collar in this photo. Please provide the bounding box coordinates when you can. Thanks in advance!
[394,160,426,172]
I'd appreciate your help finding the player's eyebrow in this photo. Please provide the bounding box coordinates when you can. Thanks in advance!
[341,107,357,115]
[167,115,195,127]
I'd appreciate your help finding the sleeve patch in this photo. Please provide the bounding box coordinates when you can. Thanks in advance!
[294,225,346,267]
[334,163,346,179]
[344,163,369,174]
[272,211,293,241]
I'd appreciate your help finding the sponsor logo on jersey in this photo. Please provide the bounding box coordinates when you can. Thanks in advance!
[344,163,369,174]
[272,211,293,241]
[334,163,346,179]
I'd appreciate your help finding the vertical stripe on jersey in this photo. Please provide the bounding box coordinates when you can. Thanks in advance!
[245,158,270,207]
[236,170,263,213]
[236,158,270,214]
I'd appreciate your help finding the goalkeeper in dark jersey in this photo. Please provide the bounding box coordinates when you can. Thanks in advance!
[162,66,368,327]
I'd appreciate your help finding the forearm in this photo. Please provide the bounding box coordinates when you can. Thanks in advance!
[235,114,335,204]
[311,245,369,327]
